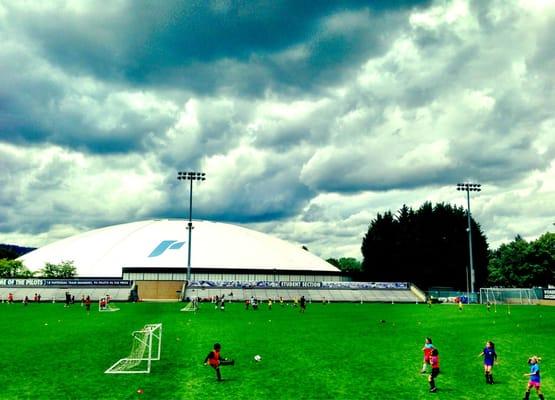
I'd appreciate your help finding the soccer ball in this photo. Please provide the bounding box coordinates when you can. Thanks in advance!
[254,355,262,362]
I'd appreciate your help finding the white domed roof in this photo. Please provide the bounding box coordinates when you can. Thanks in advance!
[19,220,339,277]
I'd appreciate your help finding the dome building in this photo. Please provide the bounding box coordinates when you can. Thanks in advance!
[19,219,343,299]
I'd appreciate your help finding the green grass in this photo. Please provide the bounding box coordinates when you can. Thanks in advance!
[0,301,553,399]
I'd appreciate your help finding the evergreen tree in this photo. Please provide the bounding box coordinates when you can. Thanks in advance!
[361,202,489,290]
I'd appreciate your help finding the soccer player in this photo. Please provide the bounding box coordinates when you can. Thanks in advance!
[478,341,497,384]
[85,296,91,313]
[300,296,306,313]
[428,348,440,393]
[523,356,544,400]
[421,337,434,373]
[204,343,234,381]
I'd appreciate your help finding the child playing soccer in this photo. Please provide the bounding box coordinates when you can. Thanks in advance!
[204,343,235,381]
[428,348,440,393]
[478,340,497,384]
[421,337,434,373]
[523,356,544,400]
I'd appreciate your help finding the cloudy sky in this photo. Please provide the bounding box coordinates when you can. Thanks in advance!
[1,0,554,261]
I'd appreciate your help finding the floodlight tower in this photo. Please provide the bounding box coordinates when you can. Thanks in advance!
[456,182,481,294]
[177,171,206,285]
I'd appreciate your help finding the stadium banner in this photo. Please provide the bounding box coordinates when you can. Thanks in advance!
[543,288,555,300]
[189,280,408,290]
[0,278,133,287]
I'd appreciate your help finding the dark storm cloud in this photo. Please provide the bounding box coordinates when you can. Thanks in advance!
[0,0,428,155]
[0,45,178,154]
[6,1,430,92]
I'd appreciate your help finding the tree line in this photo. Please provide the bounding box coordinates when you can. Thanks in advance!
[487,233,554,288]
[0,259,76,278]
[332,202,553,290]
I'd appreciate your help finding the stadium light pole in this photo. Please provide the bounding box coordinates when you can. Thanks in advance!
[456,182,481,295]
[177,171,206,286]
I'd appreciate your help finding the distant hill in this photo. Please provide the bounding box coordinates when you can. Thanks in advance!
[0,244,36,260]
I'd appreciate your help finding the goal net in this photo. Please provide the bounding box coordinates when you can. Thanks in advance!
[480,288,540,305]
[105,323,162,374]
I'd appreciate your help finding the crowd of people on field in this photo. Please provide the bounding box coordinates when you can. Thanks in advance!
[243,295,307,312]
[2,291,100,314]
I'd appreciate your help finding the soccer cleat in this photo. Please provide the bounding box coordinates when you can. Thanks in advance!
[429,387,437,393]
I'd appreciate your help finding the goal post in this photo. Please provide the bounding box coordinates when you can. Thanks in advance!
[480,288,540,305]
[105,323,162,374]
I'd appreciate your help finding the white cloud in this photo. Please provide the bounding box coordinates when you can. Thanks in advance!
[0,142,165,243]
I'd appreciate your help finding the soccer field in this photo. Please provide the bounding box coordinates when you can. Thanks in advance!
[1,301,553,399]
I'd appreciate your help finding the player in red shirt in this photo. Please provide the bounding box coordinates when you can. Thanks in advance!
[85,296,91,313]
[421,337,434,373]
[428,348,440,393]
[204,343,234,381]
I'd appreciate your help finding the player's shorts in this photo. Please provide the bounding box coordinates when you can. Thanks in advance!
[484,360,494,366]
[528,381,540,388]
[430,368,440,378]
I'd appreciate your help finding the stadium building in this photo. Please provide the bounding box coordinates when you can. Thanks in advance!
[3,219,422,303]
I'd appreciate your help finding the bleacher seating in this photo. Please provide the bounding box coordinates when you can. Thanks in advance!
[186,287,420,303]
[0,281,421,304]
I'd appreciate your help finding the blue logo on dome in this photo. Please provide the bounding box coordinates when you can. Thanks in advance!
[148,240,185,257]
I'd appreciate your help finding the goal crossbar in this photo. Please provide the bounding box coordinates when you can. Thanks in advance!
[105,323,162,374]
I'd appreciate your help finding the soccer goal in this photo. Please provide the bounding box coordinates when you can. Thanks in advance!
[105,323,163,374]
[480,288,540,305]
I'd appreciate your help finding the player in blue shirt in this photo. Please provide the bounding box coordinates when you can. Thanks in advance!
[477,341,497,384]
[523,356,544,400]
